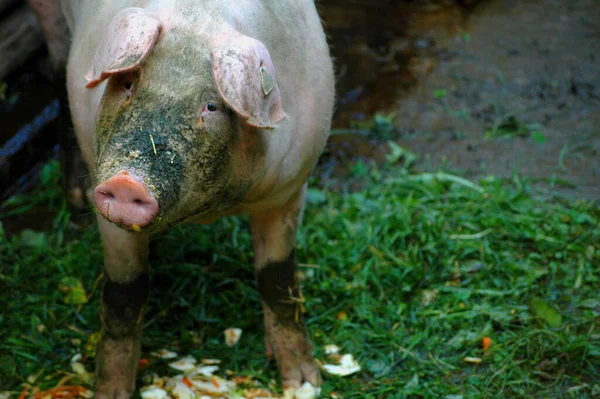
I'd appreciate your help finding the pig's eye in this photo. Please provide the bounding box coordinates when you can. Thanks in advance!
[204,102,220,112]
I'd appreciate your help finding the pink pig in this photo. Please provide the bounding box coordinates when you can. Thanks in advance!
[28,1,335,397]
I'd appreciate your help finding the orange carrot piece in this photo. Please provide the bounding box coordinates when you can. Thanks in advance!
[482,336,492,350]
[138,358,150,370]
[211,376,220,389]
[18,385,29,399]
[182,376,194,389]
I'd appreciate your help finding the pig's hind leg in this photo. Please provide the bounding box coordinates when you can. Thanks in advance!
[95,218,150,399]
[250,185,322,390]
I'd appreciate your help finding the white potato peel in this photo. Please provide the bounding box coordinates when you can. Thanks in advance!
[166,377,197,399]
[140,387,170,399]
[322,354,361,377]
[187,375,234,393]
[151,349,179,359]
[324,344,341,355]
[190,365,220,377]
[168,355,197,371]
[224,327,243,347]
[139,349,340,399]
[294,382,321,399]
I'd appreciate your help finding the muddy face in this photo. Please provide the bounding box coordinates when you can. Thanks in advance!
[94,34,260,232]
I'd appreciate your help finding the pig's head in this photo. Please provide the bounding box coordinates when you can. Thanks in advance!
[87,8,286,232]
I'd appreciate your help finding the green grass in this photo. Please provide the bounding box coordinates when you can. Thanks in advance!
[1,160,599,398]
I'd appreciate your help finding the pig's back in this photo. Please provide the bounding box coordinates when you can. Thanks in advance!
[229,0,335,208]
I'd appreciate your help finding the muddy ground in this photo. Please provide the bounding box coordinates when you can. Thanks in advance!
[318,0,600,200]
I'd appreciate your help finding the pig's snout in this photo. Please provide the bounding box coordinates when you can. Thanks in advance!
[94,173,159,229]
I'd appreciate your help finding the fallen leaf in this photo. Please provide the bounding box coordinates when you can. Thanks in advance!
[529,297,562,327]
[59,277,88,305]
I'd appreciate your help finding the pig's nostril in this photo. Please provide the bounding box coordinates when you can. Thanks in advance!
[94,174,159,228]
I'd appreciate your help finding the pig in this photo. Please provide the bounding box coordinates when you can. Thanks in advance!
[27,0,335,397]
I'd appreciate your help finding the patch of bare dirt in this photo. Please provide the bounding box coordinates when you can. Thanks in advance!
[321,0,600,200]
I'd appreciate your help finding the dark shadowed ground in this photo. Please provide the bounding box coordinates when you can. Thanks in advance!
[318,0,600,200]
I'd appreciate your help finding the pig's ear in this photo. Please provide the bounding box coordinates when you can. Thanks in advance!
[212,35,286,129]
[85,8,161,89]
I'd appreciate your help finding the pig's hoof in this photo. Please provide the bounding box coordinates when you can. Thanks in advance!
[262,308,321,389]
[94,387,133,399]
[280,357,323,390]
[95,336,139,399]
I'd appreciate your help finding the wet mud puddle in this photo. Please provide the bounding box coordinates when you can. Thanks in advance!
[318,0,476,127]
[318,0,600,199]
[316,0,478,182]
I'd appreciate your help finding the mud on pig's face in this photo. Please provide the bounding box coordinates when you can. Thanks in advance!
[87,8,286,232]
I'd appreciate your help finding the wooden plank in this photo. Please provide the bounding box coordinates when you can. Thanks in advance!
[0,5,44,80]
[0,100,60,201]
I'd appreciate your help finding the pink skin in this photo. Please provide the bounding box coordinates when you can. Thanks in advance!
[31,1,335,395]
[94,173,159,228]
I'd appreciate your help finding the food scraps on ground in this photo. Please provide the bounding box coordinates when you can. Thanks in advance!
[71,361,94,384]
[224,328,243,347]
[482,336,492,350]
[140,386,170,399]
[20,385,94,399]
[293,382,321,399]
[140,352,325,399]
[201,358,222,365]
[324,345,340,355]
[20,344,363,399]
[151,349,179,359]
[322,353,361,377]
[168,355,198,371]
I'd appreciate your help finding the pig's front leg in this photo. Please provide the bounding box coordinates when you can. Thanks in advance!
[250,185,322,390]
[95,217,150,399]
